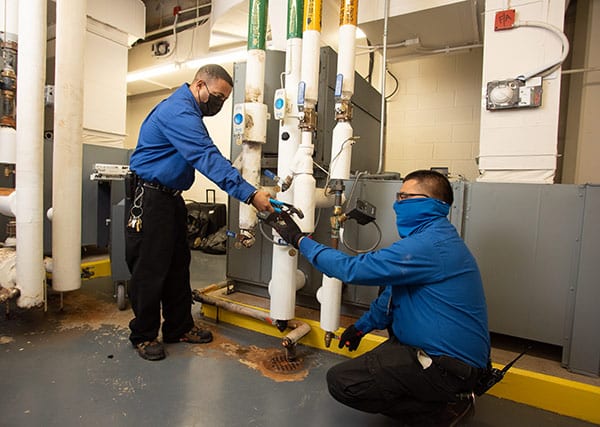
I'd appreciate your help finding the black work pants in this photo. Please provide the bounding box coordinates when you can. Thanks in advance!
[326,337,481,423]
[125,184,194,345]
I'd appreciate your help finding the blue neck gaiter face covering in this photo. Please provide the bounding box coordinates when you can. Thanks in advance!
[393,198,450,238]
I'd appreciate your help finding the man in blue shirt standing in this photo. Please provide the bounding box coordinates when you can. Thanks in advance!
[126,64,272,361]
[264,170,489,426]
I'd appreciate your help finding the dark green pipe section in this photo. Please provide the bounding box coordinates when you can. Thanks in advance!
[248,0,268,51]
[287,0,304,39]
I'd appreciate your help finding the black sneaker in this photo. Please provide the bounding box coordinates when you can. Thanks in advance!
[134,339,166,361]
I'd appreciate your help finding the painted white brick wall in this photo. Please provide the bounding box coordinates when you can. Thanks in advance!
[384,49,483,180]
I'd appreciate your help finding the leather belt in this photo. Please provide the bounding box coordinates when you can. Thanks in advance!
[139,180,182,197]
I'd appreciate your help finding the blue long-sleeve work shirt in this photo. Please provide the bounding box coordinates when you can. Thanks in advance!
[130,84,255,202]
[299,217,490,368]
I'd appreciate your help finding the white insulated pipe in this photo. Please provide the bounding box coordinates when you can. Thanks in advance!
[269,31,304,322]
[318,0,359,337]
[293,133,316,233]
[300,30,320,107]
[51,0,86,292]
[14,0,47,307]
[293,0,322,236]
[238,0,268,247]
[337,25,357,100]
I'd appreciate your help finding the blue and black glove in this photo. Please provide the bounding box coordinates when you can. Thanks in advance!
[338,324,365,352]
[261,210,307,249]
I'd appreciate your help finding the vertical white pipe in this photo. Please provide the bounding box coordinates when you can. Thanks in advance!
[318,0,359,337]
[0,0,17,164]
[293,0,321,236]
[238,1,268,247]
[269,23,304,321]
[15,0,46,307]
[52,0,86,292]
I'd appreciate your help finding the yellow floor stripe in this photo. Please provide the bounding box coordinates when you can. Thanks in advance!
[201,295,600,424]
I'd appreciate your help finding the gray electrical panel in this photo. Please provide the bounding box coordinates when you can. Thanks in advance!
[461,183,600,377]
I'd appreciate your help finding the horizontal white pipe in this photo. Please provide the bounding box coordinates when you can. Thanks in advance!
[0,191,16,217]
[0,127,16,164]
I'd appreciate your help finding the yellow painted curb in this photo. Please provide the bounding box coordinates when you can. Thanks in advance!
[200,294,600,425]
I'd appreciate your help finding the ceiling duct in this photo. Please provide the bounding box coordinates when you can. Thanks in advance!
[358,0,483,62]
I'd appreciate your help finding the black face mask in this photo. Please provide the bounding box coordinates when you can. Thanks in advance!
[198,83,225,117]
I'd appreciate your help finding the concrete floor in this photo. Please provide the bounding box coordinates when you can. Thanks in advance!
[0,252,597,427]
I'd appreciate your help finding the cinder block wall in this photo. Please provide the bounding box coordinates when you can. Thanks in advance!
[383,50,483,181]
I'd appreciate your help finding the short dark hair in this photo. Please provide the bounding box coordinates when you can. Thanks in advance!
[403,169,453,205]
[193,64,234,87]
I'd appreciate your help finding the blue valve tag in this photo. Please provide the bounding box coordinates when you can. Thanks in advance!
[233,113,243,125]
[335,74,343,98]
[225,230,236,238]
[298,81,306,105]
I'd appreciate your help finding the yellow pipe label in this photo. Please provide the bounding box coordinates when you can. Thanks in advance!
[303,0,322,32]
[339,0,358,26]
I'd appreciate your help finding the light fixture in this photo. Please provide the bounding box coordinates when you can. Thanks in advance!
[126,49,248,83]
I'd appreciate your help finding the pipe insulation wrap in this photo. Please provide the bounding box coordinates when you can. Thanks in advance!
[287,0,304,39]
[239,144,262,230]
[337,25,357,98]
[269,246,300,320]
[248,0,268,51]
[303,0,321,32]
[51,0,86,292]
[292,173,316,233]
[330,121,353,180]
[15,0,47,307]
[245,50,266,103]
[317,275,343,332]
[242,103,268,143]
[300,31,321,105]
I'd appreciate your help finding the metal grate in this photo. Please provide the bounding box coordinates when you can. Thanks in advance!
[263,352,304,374]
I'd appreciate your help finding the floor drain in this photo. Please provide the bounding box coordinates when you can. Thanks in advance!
[263,352,304,374]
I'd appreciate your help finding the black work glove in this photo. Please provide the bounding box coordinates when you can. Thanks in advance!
[338,324,364,352]
[261,210,307,249]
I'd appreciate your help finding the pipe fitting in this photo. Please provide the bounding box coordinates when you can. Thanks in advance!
[237,228,257,248]
[334,99,353,121]
[298,107,317,131]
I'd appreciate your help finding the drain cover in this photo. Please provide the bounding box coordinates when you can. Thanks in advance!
[263,352,304,374]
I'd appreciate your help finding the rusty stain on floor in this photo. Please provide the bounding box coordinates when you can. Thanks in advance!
[190,323,311,383]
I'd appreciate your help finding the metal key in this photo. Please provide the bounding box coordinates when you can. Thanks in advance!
[127,217,137,230]
[135,218,142,232]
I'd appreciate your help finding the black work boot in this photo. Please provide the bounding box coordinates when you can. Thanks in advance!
[165,325,213,344]
[134,339,166,361]
[434,394,475,427]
